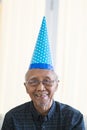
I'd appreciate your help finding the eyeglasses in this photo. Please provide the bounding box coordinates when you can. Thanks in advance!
[25,78,57,87]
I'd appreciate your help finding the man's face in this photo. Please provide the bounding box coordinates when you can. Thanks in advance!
[24,69,58,111]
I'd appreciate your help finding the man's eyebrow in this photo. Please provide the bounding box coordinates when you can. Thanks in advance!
[43,76,52,79]
[28,76,38,79]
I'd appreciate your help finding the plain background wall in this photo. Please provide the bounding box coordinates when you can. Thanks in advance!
[0,0,87,116]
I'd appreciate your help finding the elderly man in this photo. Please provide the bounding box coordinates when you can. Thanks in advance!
[1,17,85,130]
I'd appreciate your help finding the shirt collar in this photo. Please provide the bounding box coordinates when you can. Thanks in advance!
[30,100,56,122]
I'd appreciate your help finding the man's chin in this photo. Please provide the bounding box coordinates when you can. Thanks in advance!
[36,99,51,108]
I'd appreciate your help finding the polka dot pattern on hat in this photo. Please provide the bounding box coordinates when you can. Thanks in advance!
[29,16,53,70]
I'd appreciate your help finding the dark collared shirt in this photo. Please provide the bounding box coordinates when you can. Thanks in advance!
[1,101,85,130]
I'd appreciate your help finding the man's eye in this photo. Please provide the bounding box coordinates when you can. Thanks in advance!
[43,79,51,83]
[27,79,40,86]
[29,80,38,83]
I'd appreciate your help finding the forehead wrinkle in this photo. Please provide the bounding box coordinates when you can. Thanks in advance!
[25,69,58,81]
[25,74,54,81]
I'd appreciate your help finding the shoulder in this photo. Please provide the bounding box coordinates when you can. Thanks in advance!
[54,102,85,129]
[55,101,82,115]
[4,101,32,119]
[55,101,83,122]
[2,102,33,129]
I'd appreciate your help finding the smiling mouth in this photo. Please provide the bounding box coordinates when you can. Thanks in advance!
[34,93,48,98]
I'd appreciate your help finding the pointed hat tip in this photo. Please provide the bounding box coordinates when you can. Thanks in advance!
[43,16,46,19]
[43,16,46,21]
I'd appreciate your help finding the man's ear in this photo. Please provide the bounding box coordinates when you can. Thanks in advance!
[24,82,28,94]
[24,82,26,86]
[55,83,58,91]
[55,80,59,91]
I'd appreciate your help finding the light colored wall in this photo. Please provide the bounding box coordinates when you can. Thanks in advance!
[0,1,3,115]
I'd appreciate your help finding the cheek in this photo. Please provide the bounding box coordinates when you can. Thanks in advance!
[26,89,35,100]
[26,87,34,96]
[51,85,58,95]
[48,87,57,96]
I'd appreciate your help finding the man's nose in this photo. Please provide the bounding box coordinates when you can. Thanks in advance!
[36,82,46,91]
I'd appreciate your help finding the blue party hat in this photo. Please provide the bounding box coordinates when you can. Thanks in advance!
[29,16,54,70]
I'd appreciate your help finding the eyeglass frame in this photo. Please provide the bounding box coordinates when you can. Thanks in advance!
[24,78,59,87]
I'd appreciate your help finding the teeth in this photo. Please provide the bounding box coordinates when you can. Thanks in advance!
[35,93,48,97]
